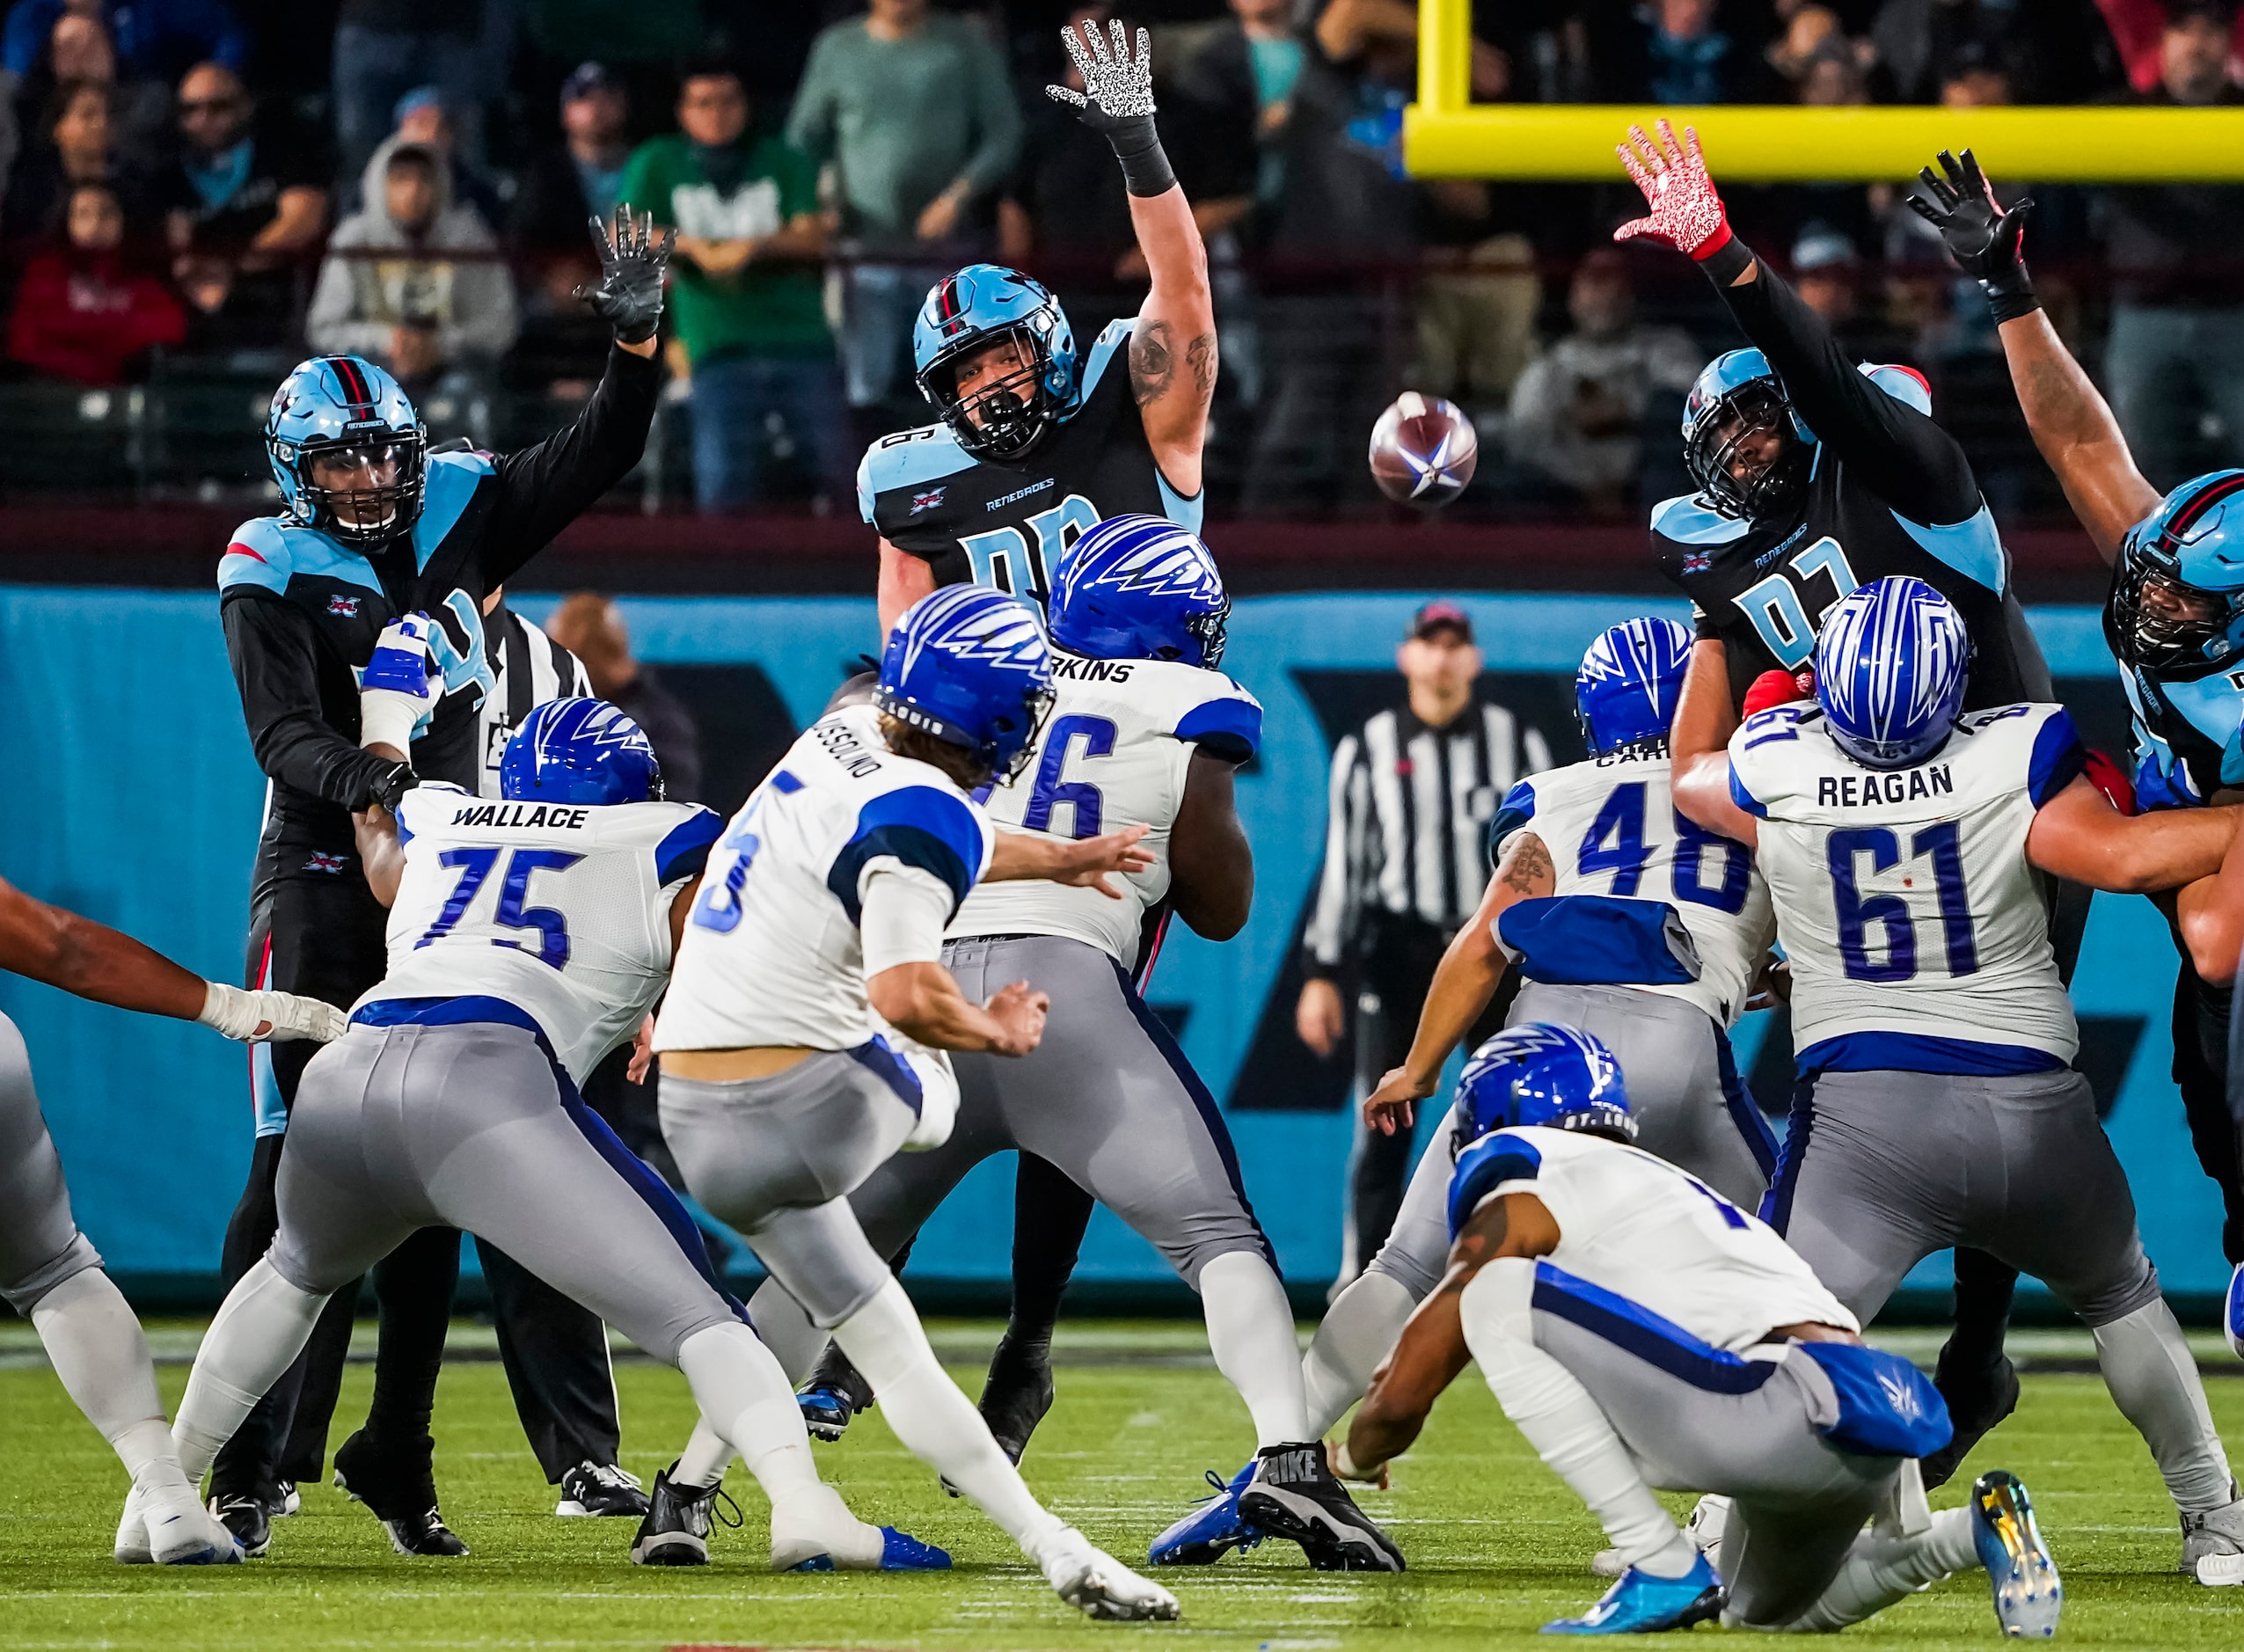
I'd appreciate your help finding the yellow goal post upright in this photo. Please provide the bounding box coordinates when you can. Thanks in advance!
[1405,0,2244,183]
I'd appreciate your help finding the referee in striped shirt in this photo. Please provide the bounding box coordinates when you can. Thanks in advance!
[1297,602,1553,1284]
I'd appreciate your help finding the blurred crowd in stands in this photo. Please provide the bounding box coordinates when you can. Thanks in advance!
[0,0,2240,522]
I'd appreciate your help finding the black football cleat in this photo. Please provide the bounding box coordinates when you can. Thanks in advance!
[332,1430,469,1558]
[1238,1443,1405,1572]
[555,1461,650,1518]
[629,1464,742,1567]
[1922,1349,2021,1490]
[798,1344,875,1444]
[978,1334,1056,1466]
[207,1492,272,1559]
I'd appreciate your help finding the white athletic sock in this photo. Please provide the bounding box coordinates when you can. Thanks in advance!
[1464,1259,1697,1580]
[833,1277,1067,1557]
[2092,1299,2235,1514]
[1199,1251,1310,1448]
[30,1270,167,1455]
[675,1413,738,1490]
[172,1259,329,1485]
[1300,1269,1417,1439]
[1765,1506,1977,1632]
[676,1321,881,1568]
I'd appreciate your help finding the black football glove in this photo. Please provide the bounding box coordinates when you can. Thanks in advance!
[1047,19,1175,198]
[575,206,674,345]
[1906,149,2038,324]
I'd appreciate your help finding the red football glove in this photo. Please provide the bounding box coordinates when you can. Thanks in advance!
[1743,667,1816,719]
[2082,748,2137,816]
[1614,120,1734,261]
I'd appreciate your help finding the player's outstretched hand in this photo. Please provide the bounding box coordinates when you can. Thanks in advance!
[1908,150,2031,284]
[576,206,674,345]
[985,980,1050,1058]
[1613,119,1734,261]
[200,983,349,1044]
[1363,1064,1433,1137]
[1048,18,1156,128]
[1053,822,1156,898]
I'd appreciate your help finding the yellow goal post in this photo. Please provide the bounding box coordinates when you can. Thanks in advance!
[1406,0,2244,181]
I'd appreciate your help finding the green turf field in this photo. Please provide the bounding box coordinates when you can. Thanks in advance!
[2,1320,2240,1650]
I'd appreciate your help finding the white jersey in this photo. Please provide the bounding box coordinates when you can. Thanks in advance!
[655,704,995,1053]
[1452,1124,1855,1349]
[952,651,1262,970]
[1493,745,1773,1026]
[1728,701,2084,1067]
[364,782,721,1084]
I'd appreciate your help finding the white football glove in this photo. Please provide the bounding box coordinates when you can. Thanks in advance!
[899,1043,958,1152]
[199,982,350,1044]
[359,611,440,753]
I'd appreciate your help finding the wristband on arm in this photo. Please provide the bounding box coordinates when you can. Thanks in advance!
[1048,21,1176,199]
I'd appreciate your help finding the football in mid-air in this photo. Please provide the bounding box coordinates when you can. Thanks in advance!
[1369,392,1478,506]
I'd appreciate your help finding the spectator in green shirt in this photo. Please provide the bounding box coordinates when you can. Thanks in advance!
[619,58,847,512]
[786,0,1022,425]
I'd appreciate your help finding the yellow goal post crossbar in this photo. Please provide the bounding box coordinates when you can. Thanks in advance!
[1408,0,2244,181]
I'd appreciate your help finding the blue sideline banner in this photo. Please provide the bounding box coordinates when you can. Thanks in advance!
[0,588,2225,1302]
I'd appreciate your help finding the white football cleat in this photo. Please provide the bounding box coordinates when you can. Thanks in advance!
[1041,1528,1182,1620]
[118,1481,243,1566]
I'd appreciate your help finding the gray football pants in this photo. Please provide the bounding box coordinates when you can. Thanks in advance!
[1464,1256,1900,1630]
[1366,983,1772,1303]
[0,1011,104,1313]
[661,1047,921,1331]
[271,1021,740,1363]
[1763,1065,2163,1327]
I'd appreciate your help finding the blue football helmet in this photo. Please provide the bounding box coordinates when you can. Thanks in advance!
[1451,1024,1635,1153]
[877,586,1056,784]
[500,698,663,805]
[1050,514,1231,669]
[2107,470,2244,676]
[1575,618,1692,755]
[1815,575,1972,771]
[913,264,1078,461]
[265,355,428,545]
[1682,347,1809,522]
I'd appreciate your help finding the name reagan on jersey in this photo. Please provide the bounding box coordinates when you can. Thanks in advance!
[1815,764,1955,808]
[447,801,596,830]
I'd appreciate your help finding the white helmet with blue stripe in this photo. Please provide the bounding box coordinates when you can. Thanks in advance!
[1814,575,1972,770]
[265,355,428,545]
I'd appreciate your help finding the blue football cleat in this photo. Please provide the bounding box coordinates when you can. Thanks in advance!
[2226,1263,2243,1361]
[1149,1463,1262,1566]
[1972,1470,2061,1638]
[798,1383,859,1443]
[878,1526,953,1570]
[1541,1554,1723,1635]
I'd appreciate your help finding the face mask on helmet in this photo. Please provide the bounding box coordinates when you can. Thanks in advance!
[290,432,428,545]
[2109,559,2244,675]
[1685,380,1808,522]
[919,325,1061,462]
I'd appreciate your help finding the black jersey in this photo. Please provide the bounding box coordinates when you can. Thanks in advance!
[858,318,1200,610]
[217,345,659,897]
[1655,260,2050,713]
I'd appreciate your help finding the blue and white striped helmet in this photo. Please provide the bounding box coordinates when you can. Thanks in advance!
[2108,470,2244,675]
[913,264,1078,461]
[1451,1024,1635,1154]
[878,586,1056,784]
[1050,514,1231,669]
[501,698,663,805]
[1814,575,1971,770]
[265,355,428,545]
[1575,618,1692,755]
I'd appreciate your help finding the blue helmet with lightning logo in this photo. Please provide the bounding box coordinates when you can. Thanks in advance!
[1050,514,1231,669]
[2107,470,2244,676]
[1815,575,1971,771]
[500,698,664,805]
[1450,1024,1636,1154]
[913,264,1078,462]
[1575,618,1692,755]
[877,586,1057,784]
[265,354,428,545]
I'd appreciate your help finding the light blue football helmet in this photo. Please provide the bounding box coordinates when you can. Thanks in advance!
[1451,1023,1635,1152]
[264,355,428,545]
[1682,347,1810,522]
[1815,575,1972,770]
[2107,470,2244,676]
[877,586,1057,784]
[912,264,1078,461]
[500,698,663,805]
[1050,514,1230,669]
[1575,618,1692,755]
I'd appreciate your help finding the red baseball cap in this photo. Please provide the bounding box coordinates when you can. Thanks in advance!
[1409,601,1474,644]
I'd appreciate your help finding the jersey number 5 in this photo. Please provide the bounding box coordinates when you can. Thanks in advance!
[1737,537,1859,669]
[418,847,583,969]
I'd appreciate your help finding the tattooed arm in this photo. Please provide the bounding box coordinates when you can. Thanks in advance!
[1128,186,1217,498]
[1995,311,2160,564]
[1363,830,1554,1137]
